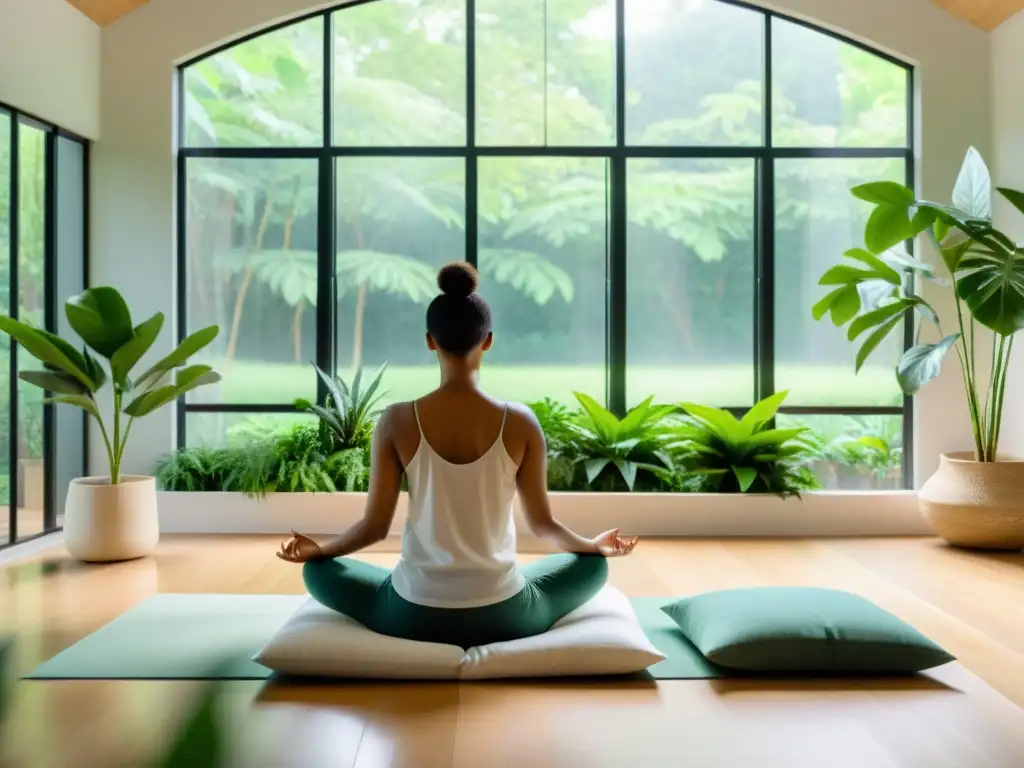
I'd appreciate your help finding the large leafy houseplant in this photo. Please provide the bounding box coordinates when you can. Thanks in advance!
[567,393,676,492]
[670,392,819,496]
[0,287,220,483]
[813,148,1024,462]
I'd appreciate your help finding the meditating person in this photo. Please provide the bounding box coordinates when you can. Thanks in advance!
[276,261,637,649]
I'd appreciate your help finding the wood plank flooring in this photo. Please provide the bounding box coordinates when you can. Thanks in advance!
[1,536,1023,767]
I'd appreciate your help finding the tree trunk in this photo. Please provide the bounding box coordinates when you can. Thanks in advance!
[292,301,306,362]
[351,284,366,371]
[224,183,277,361]
[350,221,368,371]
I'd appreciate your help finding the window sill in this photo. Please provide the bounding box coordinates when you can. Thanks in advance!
[157,490,926,538]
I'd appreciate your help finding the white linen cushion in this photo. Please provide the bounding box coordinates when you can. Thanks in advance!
[254,586,664,680]
[254,601,465,679]
[460,586,664,679]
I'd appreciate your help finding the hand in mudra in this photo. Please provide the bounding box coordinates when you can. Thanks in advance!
[277,530,322,563]
[592,529,638,558]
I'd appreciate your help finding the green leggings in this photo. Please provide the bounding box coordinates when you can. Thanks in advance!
[303,553,608,649]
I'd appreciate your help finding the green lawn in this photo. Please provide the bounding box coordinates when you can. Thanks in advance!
[190,359,902,409]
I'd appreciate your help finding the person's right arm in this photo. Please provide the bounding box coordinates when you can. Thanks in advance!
[515,407,637,557]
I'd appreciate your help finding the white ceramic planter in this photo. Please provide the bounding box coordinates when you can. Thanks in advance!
[64,475,160,562]
[156,490,927,538]
[919,452,1024,550]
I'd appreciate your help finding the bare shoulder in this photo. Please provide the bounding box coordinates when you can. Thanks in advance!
[503,401,543,437]
[376,402,416,436]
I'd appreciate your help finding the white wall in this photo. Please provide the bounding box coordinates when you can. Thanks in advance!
[93,0,992,484]
[991,11,1024,459]
[0,0,100,138]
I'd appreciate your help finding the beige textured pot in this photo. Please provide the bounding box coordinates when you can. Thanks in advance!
[918,452,1024,550]
[64,475,160,562]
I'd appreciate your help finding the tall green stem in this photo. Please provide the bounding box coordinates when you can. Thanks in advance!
[953,294,984,460]
[112,392,122,484]
[992,337,1014,456]
[94,405,115,482]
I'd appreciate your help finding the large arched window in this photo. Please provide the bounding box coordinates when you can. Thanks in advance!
[177,0,913,489]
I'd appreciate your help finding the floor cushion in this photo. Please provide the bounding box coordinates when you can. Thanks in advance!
[255,586,664,679]
[661,587,955,674]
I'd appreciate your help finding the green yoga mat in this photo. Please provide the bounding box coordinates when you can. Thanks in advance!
[26,594,722,681]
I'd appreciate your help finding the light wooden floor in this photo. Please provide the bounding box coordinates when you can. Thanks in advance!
[2,536,1024,767]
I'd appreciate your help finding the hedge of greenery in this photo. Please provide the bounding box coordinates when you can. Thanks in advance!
[155,365,900,498]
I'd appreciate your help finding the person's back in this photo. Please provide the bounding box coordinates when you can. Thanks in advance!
[390,391,525,607]
[276,262,637,649]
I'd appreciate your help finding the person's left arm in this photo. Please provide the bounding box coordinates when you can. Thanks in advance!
[278,406,403,563]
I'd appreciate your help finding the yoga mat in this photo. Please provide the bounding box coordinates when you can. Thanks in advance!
[26,594,723,681]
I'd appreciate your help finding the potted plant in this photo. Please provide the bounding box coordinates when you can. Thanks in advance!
[0,287,220,561]
[813,147,1024,548]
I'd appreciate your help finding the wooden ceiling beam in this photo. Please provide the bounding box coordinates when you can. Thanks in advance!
[63,0,150,27]
[927,0,1024,31]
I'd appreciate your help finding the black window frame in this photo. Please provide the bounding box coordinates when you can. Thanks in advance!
[176,0,916,487]
[0,100,90,549]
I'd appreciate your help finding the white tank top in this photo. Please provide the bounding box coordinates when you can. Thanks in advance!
[389,401,526,608]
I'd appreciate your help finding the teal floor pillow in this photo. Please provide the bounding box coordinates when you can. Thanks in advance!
[661,587,955,674]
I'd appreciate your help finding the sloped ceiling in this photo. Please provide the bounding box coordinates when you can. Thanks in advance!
[61,0,1024,32]
[64,0,150,27]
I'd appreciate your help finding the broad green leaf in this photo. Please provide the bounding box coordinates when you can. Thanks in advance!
[134,326,219,387]
[110,313,164,388]
[739,391,788,432]
[865,204,924,254]
[732,465,757,492]
[997,187,1024,219]
[574,392,618,442]
[851,182,914,206]
[940,236,972,274]
[856,436,889,453]
[856,314,904,372]
[847,300,912,342]
[811,286,848,321]
[65,287,134,358]
[175,364,214,390]
[584,458,610,484]
[19,370,88,395]
[951,147,992,220]
[617,397,654,436]
[843,248,903,284]
[741,428,807,452]
[818,265,878,286]
[0,636,13,726]
[153,679,228,768]
[45,394,99,419]
[613,460,638,491]
[124,385,176,418]
[83,348,107,392]
[956,250,1024,335]
[878,246,937,279]
[680,403,741,441]
[0,316,94,389]
[829,284,861,326]
[897,334,961,395]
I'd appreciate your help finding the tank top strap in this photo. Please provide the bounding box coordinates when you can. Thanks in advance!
[498,403,509,437]
[412,400,425,437]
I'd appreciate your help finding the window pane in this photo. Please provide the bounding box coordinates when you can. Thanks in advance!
[626,158,755,406]
[336,157,464,402]
[183,17,324,148]
[0,114,9,544]
[775,157,905,406]
[626,0,764,146]
[772,18,908,148]
[185,412,314,449]
[55,137,86,527]
[476,0,615,146]
[334,0,466,146]
[478,157,607,405]
[17,124,46,540]
[779,414,904,490]
[185,157,319,405]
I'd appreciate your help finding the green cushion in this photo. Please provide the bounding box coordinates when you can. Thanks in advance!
[661,588,955,674]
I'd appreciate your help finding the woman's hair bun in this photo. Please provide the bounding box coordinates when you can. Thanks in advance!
[437,261,478,298]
